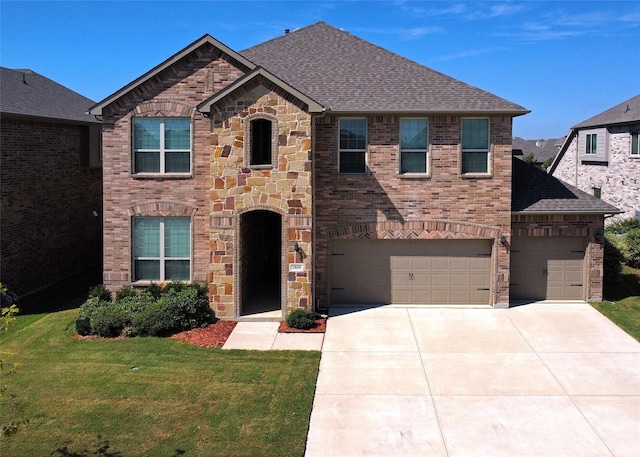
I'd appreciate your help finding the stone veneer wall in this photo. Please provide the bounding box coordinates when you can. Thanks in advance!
[313,114,514,307]
[511,214,605,301]
[553,126,640,223]
[209,83,313,317]
[100,45,246,298]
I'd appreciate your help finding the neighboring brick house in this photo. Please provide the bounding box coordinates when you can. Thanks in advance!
[89,22,618,318]
[550,94,640,223]
[0,67,102,298]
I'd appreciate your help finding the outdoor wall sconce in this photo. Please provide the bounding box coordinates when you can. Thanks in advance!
[500,235,508,246]
[294,242,300,252]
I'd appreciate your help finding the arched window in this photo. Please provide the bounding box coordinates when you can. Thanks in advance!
[250,118,272,166]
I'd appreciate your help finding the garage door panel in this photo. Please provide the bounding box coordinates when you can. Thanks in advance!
[332,239,491,305]
[510,237,585,301]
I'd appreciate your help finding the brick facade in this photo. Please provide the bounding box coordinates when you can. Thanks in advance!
[97,34,609,315]
[0,118,102,296]
[100,46,244,295]
[511,214,605,301]
[314,115,514,307]
[553,125,640,223]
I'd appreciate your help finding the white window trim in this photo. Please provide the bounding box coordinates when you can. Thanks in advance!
[133,118,192,175]
[460,117,492,177]
[585,133,598,155]
[399,118,431,177]
[338,117,368,174]
[133,217,192,283]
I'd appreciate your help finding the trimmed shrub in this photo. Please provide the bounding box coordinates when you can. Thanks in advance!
[132,286,213,337]
[144,283,163,300]
[115,286,137,302]
[91,306,130,338]
[286,309,316,330]
[88,284,111,302]
[75,297,111,336]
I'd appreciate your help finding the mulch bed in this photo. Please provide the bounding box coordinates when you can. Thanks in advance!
[75,317,326,349]
[278,318,326,333]
[170,320,238,348]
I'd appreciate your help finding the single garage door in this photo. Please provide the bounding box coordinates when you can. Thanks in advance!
[330,239,492,305]
[510,237,585,301]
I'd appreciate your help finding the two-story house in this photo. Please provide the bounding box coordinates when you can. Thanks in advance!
[1,67,102,301]
[89,22,618,319]
[550,94,640,223]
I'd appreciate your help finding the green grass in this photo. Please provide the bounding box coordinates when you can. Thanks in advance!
[594,266,640,342]
[0,310,320,456]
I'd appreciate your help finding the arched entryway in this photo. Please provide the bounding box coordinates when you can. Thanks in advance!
[240,210,282,316]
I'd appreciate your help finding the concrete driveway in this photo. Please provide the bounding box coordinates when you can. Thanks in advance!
[305,302,640,457]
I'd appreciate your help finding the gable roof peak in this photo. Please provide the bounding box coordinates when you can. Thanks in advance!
[89,34,256,116]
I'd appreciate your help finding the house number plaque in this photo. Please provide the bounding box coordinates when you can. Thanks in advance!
[289,263,305,272]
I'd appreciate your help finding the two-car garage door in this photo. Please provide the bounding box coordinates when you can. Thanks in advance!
[330,239,492,305]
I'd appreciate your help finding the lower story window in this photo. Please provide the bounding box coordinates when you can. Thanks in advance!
[133,217,191,281]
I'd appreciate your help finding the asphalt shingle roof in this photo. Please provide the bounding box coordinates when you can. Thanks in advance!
[512,158,620,214]
[241,22,529,114]
[573,93,640,129]
[1,67,97,123]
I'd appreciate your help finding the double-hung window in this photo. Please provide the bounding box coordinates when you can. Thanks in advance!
[461,118,490,174]
[631,132,639,156]
[133,217,191,281]
[400,118,428,174]
[133,118,191,173]
[586,133,598,155]
[339,118,367,173]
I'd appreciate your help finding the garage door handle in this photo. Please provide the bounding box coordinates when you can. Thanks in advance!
[409,273,415,281]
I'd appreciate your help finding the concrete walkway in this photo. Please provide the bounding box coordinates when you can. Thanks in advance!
[222,321,324,350]
[305,302,640,457]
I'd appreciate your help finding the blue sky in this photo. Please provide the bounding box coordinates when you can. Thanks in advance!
[1,0,639,139]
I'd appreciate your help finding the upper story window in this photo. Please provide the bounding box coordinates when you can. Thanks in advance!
[578,128,607,163]
[133,217,191,282]
[631,132,639,156]
[461,118,489,174]
[251,118,272,165]
[244,114,277,169]
[133,118,191,174]
[586,133,598,155]
[400,118,429,174]
[339,118,367,174]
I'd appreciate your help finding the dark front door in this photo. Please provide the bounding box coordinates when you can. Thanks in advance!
[240,210,282,315]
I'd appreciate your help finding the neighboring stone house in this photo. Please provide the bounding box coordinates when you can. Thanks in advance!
[550,94,640,223]
[89,22,618,318]
[512,137,563,168]
[0,67,102,298]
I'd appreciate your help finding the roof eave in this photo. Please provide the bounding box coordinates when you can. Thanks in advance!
[325,108,530,116]
[89,35,257,116]
[512,209,623,215]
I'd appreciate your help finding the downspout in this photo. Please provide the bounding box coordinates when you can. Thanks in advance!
[311,108,328,315]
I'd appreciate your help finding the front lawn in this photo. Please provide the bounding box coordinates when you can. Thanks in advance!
[594,266,640,342]
[0,310,320,456]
